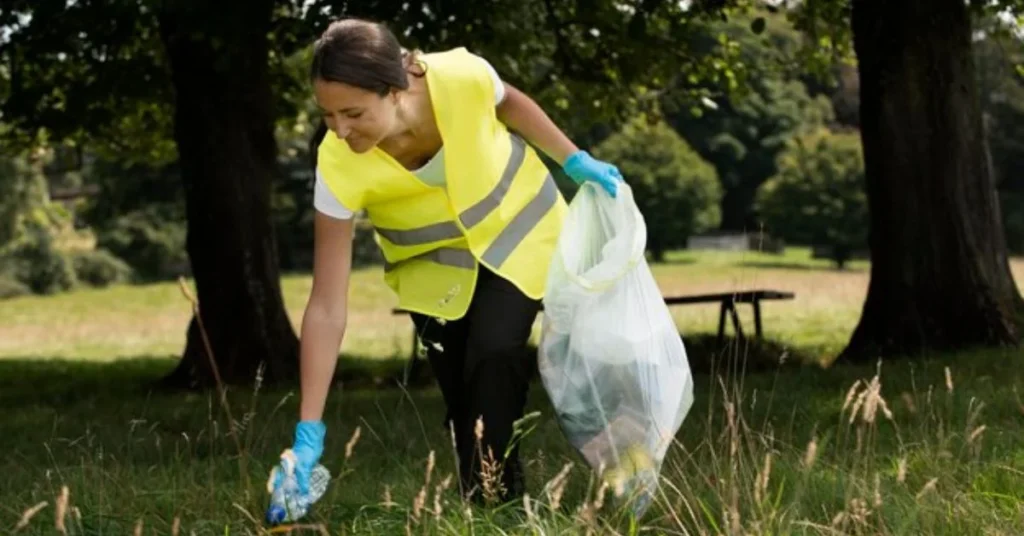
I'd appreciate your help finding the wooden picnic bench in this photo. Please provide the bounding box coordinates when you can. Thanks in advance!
[392,289,795,360]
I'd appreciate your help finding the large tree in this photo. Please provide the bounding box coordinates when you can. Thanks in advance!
[1,0,744,386]
[789,0,1024,359]
[154,0,300,386]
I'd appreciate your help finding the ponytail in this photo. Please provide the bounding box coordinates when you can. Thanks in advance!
[308,120,329,175]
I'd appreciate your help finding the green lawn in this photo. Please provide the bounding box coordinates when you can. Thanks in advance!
[0,247,880,362]
[2,248,1024,534]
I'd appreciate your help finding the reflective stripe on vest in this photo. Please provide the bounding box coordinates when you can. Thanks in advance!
[371,134,528,246]
[383,247,476,273]
[374,220,462,246]
[481,170,558,268]
[384,170,557,272]
[458,134,527,229]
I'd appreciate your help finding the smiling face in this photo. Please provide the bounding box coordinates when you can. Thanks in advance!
[314,79,400,154]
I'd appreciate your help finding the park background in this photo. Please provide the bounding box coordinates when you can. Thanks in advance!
[2,1,1024,534]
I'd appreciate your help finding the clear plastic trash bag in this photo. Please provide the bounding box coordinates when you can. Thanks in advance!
[538,181,695,516]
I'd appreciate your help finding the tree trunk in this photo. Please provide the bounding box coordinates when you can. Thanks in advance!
[156,0,299,387]
[841,0,1024,360]
[719,179,759,232]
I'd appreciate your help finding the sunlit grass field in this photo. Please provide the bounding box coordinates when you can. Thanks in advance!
[0,247,899,362]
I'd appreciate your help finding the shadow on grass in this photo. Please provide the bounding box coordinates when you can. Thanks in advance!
[650,256,698,266]
[0,332,819,408]
[737,260,868,273]
[0,353,427,412]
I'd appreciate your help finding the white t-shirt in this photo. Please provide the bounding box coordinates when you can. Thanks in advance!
[314,54,507,220]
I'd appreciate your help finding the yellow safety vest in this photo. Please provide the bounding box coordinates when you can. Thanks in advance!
[316,47,568,320]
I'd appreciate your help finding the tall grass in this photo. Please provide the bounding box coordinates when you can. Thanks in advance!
[4,344,1022,534]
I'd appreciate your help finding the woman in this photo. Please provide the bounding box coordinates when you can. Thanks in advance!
[275,17,623,507]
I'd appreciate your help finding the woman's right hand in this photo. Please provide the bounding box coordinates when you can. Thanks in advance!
[290,420,326,494]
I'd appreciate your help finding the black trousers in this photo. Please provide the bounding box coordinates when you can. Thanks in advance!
[410,265,540,503]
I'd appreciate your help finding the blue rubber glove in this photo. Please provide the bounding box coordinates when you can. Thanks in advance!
[265,420,328,525]
[562,150,623,198]
[289,420,326,495]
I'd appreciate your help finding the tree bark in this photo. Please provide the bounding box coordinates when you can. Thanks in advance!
[719,179,759,232]
[156,0,299,387]
[842,0,1024,360]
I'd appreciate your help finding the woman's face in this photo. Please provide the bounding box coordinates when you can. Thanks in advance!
[313,79,399,154]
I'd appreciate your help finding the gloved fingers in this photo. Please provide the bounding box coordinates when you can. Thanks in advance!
[599,173,619,197]
[294,467,311,495]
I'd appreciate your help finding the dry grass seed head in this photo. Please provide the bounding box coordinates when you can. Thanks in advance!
[545,462,574,511]
[412,486,427,522]
[55,486,69,534]
[804,437,818,469]
[425,449,435,487]
[873,473,882,508]
[755,452,773,504]
[902,391,918,414]
[842,380,862,414]
[345,426,362,460]
[15,501,48,531]
[916,477,938,501]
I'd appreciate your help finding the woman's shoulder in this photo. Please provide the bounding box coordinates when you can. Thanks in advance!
[421,48,503,102]
[421,48,495,79]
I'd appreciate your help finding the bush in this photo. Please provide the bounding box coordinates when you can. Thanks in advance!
[96,208,189,281]
[0,277,30,300]
[1,224,78,295]
[71,248,135,287]
[592,116,723,261]
[755,128,868,268]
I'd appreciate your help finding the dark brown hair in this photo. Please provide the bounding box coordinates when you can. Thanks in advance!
[307,18,425,171]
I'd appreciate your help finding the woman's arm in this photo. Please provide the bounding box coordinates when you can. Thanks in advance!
[495,81,623,196]
[496,82,579,165]
[298,211,355,421]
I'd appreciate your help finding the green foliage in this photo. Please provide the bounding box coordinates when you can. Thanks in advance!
[0,2,175,158]
[974,18,1024,254]
[0,146,70,246]
[663,9,836,230]
[0,143,83,296]
[95,208,188,282]
[974,16,1024,193]
[70,249,135,287]
[78,153,184,233]
[0,222,79,295]
[0,277,31,300]
[593,117,722,260]
[784,0,855,83]
[1,0,757,156]
[755,128,867,268]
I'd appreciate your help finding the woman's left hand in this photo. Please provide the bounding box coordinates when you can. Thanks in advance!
[562,150,623,198]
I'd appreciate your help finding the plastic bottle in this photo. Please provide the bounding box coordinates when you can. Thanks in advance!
[265,449,331,524]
